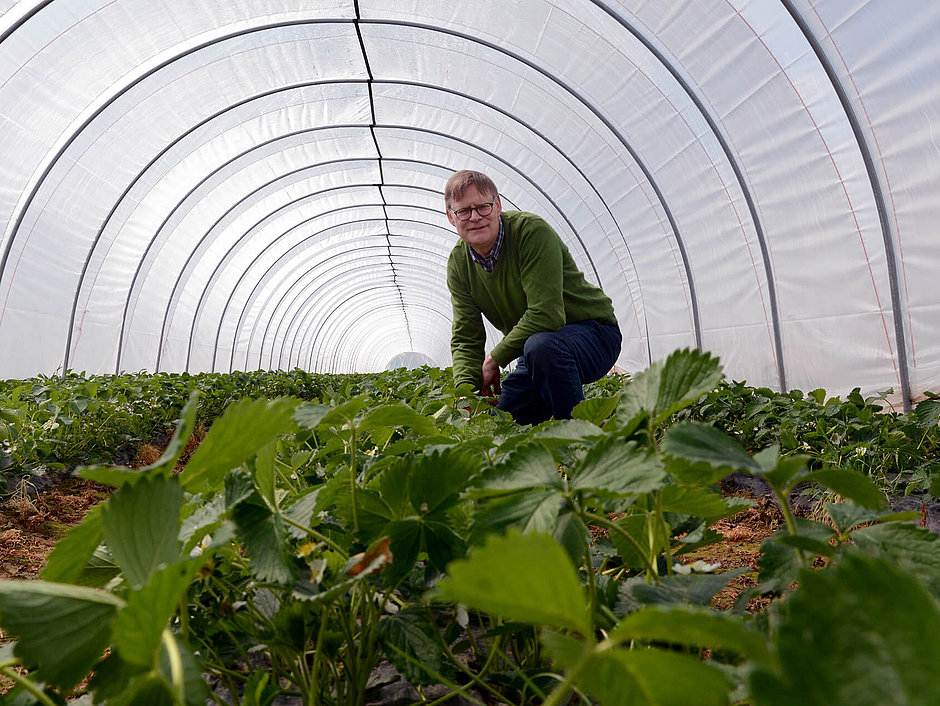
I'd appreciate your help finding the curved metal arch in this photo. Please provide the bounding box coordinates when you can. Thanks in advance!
[206,189,454,371]
[290,284,445,372]
[117,151,377,373]
[65,78,369,372]
[187,198,443,371]
[274,243,451,372]
[299,265,455,373]
[317,301,453,373]
[778,0,911,410]
[253,229,453,373]
[136,124,601,373]
[3,15,696,376]
[134,133,600,372]
[588,0,785,390]
[0,0,55,43]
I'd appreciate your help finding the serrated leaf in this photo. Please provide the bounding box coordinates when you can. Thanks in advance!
[775,534,836,557]
[571,437,666,498]
[384,519,422,588]
[232,501,297,584]
[181,397,299,493]
[41,504,104,583]
[579,648,729,706]
[619,349,723,426]
[618,569,749,612]
[359,404,437,436]
[663,421,760,473]
[0,581,123,689]
[437,530,590,636]
[111,560,201,667]
[912,399,940,429]
[609,514,667,571]
[752,555,940,705]
[470,490,563,544]
[282,487,322,540]
[532,418,606,444]
[252,439,278,509]
[475,443,564,493]
[611,605,773,667]
[571,396,620,426]
[376,607,449,686]
[320,396,370,427]
[408,449,481,515]
[851,523,940,595]
[659,485,751,519]
[540,627,587,669]
[101,474,182,588]
[806,469,885,509]
[294,402,332,429]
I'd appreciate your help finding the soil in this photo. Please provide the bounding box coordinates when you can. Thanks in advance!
[0,461,781,699]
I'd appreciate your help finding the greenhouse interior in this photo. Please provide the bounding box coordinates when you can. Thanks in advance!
[2,2,940,705]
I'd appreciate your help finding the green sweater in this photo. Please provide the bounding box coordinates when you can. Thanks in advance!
[447,210,617,389]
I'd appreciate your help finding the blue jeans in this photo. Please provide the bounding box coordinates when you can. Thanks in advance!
[496,320,622,425]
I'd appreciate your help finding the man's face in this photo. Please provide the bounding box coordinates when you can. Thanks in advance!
[447,186,502,257]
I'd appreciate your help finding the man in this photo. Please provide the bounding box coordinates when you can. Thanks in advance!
[445,170,622,425]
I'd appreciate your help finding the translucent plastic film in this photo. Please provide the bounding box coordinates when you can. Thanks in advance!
[1,0,939,409]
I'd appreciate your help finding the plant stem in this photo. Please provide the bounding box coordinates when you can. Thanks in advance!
[582,511,658,577]
[0,666,58,706]
[349,424,360,534]
[282,514,349,558]
[161,628,186,705]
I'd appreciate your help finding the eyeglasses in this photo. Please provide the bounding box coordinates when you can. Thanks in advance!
[451,202,495,221]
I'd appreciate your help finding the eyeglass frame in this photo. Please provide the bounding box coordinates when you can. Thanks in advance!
[450,201,496,221]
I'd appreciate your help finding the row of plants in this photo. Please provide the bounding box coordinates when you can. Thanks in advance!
[0,368,383,492]
[1,349,939,704]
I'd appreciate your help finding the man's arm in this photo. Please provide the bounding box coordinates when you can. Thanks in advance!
[447,254,487,390]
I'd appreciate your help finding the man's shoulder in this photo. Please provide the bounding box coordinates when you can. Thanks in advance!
[502,211,562,248]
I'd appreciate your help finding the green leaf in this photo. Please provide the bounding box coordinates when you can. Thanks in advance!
[571,437,666,498]
[111,559,201,667]
[408,448,481,515]
[320,395,370,426]
[359,403,437,436]
[181,397,299,493]
[618,568,750,612]
[470,490,563,543]
[775,534,836,557]
[579,648,730,706]
[662,421,760,473]
[376,607,449,686]
[851,523,940,595]
[571,395,620,426]
[294,402,332,429]
[618,348,723,426]
[751,554,940,706]
[383,519,422,588]
[474,443,564,493]
[805,469,885,509]
[282,487,323,540]
[610,605,773,667]
[532,419,606,444]
[609,514,668,571]
[232,500,297,584]
[912,399,940,429]
[252,439,278,509]
[41,504,104,583]
[659,485,752,519]
[541,627,588,670]
[436,530,591,636]
[101,474,182,588]
[0,580,123,689]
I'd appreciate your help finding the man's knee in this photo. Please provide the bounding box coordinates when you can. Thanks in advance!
[523,330,561,362]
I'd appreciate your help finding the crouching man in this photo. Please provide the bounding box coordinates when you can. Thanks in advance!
[445,169,622,425]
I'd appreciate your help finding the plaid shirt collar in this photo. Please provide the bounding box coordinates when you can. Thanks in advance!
[468,217,504,273]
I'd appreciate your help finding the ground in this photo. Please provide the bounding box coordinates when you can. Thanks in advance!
[0,464,781,698]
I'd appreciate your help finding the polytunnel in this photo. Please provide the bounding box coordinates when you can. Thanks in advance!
[1,1,939,412]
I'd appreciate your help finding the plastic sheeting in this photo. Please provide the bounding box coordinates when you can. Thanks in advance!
[1,0,939,410]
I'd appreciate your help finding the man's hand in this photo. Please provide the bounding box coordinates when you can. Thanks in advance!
[481,354,501,399]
